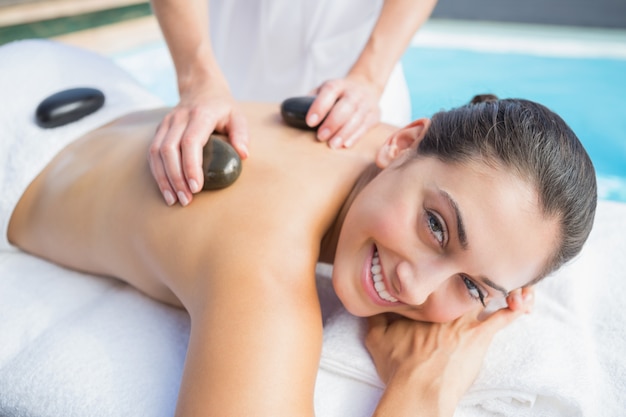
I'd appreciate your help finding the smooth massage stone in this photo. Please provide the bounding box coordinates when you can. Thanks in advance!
[280,96,324,131]
[35,87,105,128]
[202,134,242,190]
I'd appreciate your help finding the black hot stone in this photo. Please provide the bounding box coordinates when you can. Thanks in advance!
[202,134,242,190]
[35,87,105,128]
[280,96,323,130]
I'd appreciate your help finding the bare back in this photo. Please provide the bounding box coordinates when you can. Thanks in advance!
[8,102,394,311]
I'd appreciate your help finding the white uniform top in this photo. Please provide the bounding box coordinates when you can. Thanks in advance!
[209,0,411,126]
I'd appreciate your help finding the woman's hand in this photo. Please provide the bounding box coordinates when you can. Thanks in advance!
[148,79,249,207]
[366,287,534,417]
[306,75,382,149]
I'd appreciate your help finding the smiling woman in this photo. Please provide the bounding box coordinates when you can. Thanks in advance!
[3,40,597,417]
[331,97,595,323]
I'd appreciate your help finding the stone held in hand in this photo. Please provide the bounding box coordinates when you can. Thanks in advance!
[202,134,242,190]
[280,96,321,130]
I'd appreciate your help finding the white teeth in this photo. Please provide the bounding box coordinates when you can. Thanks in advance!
[371,250,398,303]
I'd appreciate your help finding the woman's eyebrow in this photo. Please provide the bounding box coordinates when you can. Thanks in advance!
[478,275,510,298]
[437,189,510,298]
[439,189,468,249]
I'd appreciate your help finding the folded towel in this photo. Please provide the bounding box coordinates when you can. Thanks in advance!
[319,200,626,417]
[0,39,163,251]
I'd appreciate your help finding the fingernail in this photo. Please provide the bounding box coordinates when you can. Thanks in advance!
[514,293,522,306]
[188,179,199,193]
[318,128,330,141]
[329,136,342,149]
[163,190,176,206]
[342,137,355,148]
[177,191,189,207]
[308,113,319,127]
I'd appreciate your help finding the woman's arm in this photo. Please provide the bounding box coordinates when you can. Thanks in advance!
[308,0,439,148]
[149,0,249,206]
[366,288,534,417]
[175,242,324,416]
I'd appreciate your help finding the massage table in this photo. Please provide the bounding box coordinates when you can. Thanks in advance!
[1,39,624,417]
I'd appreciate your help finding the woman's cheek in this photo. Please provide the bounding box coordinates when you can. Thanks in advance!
[372,202,413,242]
[417,293,472,323]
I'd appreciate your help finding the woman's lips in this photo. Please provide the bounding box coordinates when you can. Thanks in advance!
[362,244,399,306]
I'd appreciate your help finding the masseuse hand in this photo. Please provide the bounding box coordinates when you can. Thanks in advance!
[148,78,249,207]
[307,74,382,149]
[367,287,534,417]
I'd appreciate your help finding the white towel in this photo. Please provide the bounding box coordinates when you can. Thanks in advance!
[318,200,626,417]
[0,39,163,251]
[0,252,189,417]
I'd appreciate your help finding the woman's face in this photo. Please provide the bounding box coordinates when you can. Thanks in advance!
[332,129,559,323]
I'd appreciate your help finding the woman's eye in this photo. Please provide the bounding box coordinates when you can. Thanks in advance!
[463,276,485,306]
[426,210,446,246]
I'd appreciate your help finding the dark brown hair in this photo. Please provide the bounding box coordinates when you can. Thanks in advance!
[416,94,597,281]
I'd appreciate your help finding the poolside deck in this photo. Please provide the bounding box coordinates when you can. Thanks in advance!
[53,15,162,54]
[0,0,147,27]
[0,0,161,53]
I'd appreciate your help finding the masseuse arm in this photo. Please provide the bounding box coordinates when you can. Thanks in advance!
[149,0,438,207]
[149,0,249,206]
[367,288,534,417]
[308,0,439,148]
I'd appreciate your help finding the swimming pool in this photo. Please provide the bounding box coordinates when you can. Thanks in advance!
[112,19,626,202]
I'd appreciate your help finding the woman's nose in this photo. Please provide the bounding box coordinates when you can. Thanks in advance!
[395,260,449,306]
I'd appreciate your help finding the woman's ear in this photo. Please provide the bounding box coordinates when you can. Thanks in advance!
[376,118,431,168]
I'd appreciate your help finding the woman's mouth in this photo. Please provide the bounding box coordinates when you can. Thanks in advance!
[370,247,398,303]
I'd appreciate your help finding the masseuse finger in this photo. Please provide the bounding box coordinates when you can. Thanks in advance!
[339,105,379,148]
[180,112,215,194]
[308,81,342,135]
[226,109,249,159]
[160,113,192,206]
[328,106,365,148]
[317,97,357,148]
[150,117,178,206]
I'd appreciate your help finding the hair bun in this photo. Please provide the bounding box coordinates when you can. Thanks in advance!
[470,94,499,105]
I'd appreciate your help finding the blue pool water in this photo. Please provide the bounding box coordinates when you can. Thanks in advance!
[113,27,626,202]
[402,47,626,202]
